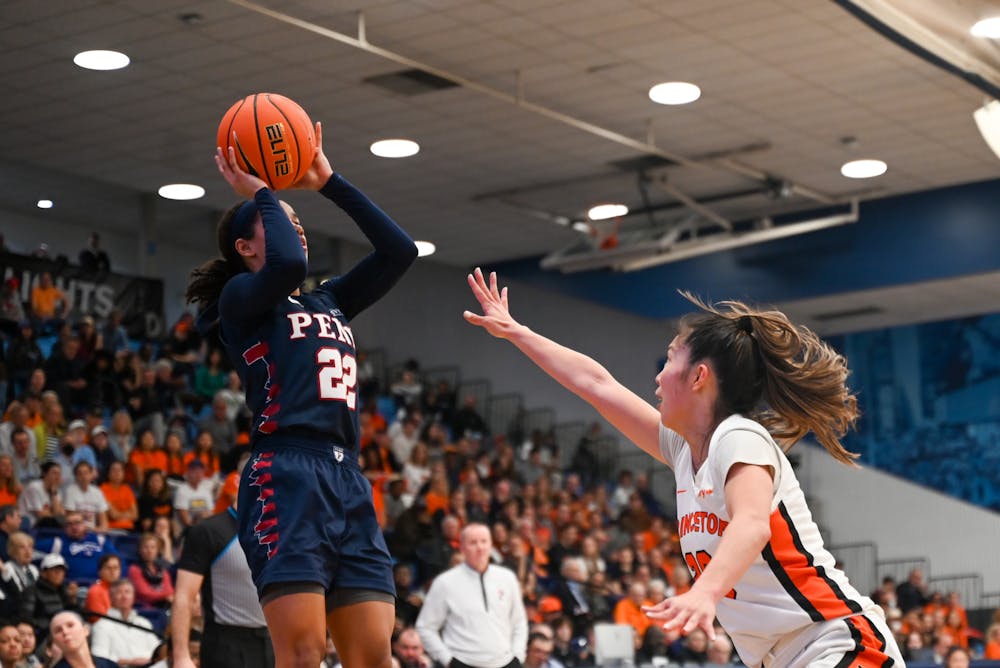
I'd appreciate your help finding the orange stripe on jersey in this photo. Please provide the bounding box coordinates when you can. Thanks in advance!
[761,502,862,622]
[834,615,895,668]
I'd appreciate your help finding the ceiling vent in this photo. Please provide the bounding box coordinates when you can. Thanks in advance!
[363,69,459,96]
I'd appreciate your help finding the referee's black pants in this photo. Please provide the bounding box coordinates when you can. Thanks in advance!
[202,622,275,668]
[449,659,520,668]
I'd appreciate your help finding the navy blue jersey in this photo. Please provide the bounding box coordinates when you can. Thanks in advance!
[210,174,416,452]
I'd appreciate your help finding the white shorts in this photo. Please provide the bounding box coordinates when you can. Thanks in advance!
[763,611,905,668]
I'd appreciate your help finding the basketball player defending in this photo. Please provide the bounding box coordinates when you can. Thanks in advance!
[464,269,905,668]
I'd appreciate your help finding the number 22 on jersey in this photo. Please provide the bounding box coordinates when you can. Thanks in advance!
[684,550,737,599]
[316,347,357,409]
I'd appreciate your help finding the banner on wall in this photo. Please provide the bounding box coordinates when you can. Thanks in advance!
[0,251,165,338]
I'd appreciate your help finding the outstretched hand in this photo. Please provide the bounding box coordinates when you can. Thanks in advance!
[643,590,718,641]
[463,267,519,339]
[215,142,267,199]
[292,121,335,191]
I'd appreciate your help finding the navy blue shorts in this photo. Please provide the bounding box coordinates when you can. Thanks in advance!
[236,434,395,601]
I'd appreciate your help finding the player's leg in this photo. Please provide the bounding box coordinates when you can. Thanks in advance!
[789,613,904,668]
[262,590,328,668]
[326,597,395,668]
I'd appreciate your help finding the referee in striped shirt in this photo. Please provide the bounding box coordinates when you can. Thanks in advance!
[171,497,274,668]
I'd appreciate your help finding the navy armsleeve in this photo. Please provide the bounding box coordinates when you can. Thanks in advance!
[316,174,417,320]
[218,187,308,325]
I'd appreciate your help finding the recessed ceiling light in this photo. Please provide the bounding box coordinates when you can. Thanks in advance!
[649,82,701,105]
[36,199,53,209]
[370,139,419,158]
[587,203,628,220]
[73,50,130,71]
[840,159,887,179]
[158,184,205,200]
[415,240,436,257]
[971,17,1000,38]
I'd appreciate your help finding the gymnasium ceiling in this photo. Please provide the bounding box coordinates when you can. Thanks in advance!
[2,0,1000,332]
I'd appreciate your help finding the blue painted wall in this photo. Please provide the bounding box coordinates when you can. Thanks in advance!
[495,177,1000,319]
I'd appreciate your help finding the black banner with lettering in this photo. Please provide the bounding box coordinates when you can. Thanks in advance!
[1,251,164,339]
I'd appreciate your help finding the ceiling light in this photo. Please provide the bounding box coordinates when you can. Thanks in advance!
[974,99,1000,160]
[73,50,130,71]
[971,17,1000,38]
[587,203,628,220]
[37,199,53,209]
[840,159,887,179]
[415,240,436,257]
[370,139,419,158]
[648,82,701,105]
[158,184,205,200]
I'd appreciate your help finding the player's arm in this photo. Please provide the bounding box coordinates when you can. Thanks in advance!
[315,173,417,320]
[214,146,308,324]
[464,268,664,463]
[171,568,204,668]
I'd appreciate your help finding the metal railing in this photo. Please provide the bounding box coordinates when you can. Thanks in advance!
[487,393,523,440]
[929,573,983,609]
[878,557,930,585]
[829,542,878,596]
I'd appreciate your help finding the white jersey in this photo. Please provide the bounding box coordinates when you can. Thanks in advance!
[659,415,879,668]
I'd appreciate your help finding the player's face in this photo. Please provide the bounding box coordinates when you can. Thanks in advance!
[49,613,87,653]
[654,335,697,429]
[280,200,308,260]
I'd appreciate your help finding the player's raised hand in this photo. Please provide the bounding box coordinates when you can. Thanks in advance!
[643,590,718,641]
[216,142,267,199]
[291,121,334,191]
[463,267,518,339]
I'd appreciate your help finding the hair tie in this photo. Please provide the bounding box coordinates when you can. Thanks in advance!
[228,200,258,249]
[737,315,753,334]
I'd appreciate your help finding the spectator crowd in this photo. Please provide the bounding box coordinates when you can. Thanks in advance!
[0,257,997,667]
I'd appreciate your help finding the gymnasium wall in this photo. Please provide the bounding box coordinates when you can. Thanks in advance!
[797,440,1000,597]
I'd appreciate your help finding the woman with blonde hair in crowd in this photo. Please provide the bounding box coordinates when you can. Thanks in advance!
[0,457,21,507]
[464,267,903,667]
[107,409,135,460]
[32,399,65,462]
[128,532,174,609]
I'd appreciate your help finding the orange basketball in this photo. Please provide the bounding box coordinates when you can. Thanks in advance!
[216,93,317,190]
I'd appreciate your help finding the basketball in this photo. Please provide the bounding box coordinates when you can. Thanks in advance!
[216,93,317,190]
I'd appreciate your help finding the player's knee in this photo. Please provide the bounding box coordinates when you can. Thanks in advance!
[284,638,326,668]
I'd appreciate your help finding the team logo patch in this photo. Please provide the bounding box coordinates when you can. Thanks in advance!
[333,446,344,462]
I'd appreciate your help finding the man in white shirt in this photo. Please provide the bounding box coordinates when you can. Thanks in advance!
[63,462,108,532]
[417,523,527,668]
[173,460,215,533]
[89,579,160,666]
[18,462,64,528]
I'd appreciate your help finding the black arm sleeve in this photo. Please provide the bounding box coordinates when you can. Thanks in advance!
[218,187,308,325]
[315,174,417,320]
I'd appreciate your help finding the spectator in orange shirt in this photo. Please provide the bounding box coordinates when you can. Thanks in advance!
[162,431,186,481]
[182,431,220,480]
[984,623,1000,660]
[29,272,67,333]
[127,429,166,488]
[83,554,121,619]
[0,456,21,507]
[423,470,450,520]
[100,461,137,531]
[614,581,652,640]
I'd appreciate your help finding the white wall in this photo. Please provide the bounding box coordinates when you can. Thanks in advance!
[797,442,1000,596]
[339,241,671,431]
